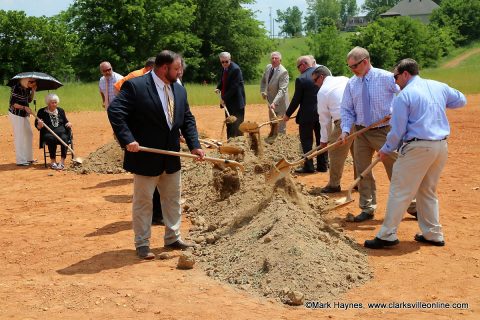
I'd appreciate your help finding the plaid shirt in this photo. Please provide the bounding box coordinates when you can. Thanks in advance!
[99,72,123,107]
[340,67,399,133]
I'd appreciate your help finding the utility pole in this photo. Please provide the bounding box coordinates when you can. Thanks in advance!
[269,6,272,38]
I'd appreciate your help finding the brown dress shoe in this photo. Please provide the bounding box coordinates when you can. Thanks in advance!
[165,239,195,250]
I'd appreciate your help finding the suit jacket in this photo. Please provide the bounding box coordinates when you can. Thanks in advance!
[216,61,246,112]
[260,64,289,111]
[285,67,319,125]
[107,72,201,176]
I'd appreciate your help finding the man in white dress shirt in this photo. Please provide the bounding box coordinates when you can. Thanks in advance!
[312,66,355,193]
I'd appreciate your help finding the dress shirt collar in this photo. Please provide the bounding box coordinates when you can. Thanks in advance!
[151,70,167,89]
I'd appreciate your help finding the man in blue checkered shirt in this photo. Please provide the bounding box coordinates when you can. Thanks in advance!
[339,47,416,222]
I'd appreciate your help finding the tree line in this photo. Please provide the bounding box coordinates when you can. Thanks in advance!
[1,0,478,84]
[0,0,269,83]
[276,0,479,75]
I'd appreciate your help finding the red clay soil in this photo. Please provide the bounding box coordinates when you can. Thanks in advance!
[0,96,479,319]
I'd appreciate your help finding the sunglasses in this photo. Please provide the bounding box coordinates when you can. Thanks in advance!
[393,72,401,80]
[297,62,304,69]
[102,68,112,72]
[347,58,366,69]
[220,60,229,64]
[28,80,36,84]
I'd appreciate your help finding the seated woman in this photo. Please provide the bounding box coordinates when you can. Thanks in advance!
[35,93,72,170]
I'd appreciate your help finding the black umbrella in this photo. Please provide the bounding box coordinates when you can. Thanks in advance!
[7,72,63,91]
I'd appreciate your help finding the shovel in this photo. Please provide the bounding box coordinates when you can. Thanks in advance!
[198,139,244,155]
[267,107,280,138]
[138,146,244,171]
[217,92,237,124]
[265,116,390,184]
[239,115,294,134]
[32,113,83,165]
[325,157,381,211]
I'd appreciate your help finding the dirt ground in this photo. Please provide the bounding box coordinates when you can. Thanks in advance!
[0,96,479,319]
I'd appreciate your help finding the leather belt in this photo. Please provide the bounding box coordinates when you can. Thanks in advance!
[406,137,447,143]
[355,125,389,130]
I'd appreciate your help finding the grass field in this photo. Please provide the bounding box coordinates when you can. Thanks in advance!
[1,40,479,115]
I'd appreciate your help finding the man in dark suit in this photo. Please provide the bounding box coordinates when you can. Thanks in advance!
[108,50,205,260]
[283,55,329,173]
[215,52,246,138]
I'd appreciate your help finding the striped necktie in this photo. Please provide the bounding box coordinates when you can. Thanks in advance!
[164,84,174,124]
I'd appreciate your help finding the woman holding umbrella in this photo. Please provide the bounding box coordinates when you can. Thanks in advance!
[35,94,72,170]
[8,77,36,166]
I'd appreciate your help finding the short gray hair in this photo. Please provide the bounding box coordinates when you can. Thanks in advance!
[45,93,60,104]
[347,46,370,61]
[219,52,231,60]
[312,65,332,78]
[271,51,282,59]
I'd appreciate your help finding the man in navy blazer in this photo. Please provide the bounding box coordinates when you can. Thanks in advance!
[215,52,246,138]
[108,50,205,259]
[284,55,329,173]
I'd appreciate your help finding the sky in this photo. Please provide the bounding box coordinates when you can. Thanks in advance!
[0,0,345,36]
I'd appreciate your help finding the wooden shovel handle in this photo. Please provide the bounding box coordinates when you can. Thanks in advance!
[304,116,391,161]
[138,146,244,170]
[32,113,75,155]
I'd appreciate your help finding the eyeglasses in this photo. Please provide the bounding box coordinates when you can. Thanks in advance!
[220,60,229,64]
[347,58,366,69]
[393,72,401,80]
[102,68,112,72]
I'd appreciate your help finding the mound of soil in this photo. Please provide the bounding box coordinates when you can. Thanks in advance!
[74,134,371,304]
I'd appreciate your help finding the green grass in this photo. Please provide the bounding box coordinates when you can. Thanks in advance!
[1,40,479,115]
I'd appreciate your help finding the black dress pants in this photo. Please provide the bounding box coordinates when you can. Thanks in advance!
[298,121,328,171]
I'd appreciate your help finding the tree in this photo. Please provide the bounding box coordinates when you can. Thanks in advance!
[190,0,269,82]
[304,0,341,33]
[276,6,303,37]
[0,10,77,82]
[65,0,201,80]
[350,17,453,69]
[339,0,358,28]
[430,0,480,45]
[362,0,400,21]
[308,21,350,75]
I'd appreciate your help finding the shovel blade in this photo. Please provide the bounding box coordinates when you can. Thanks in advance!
[219,145,244,155]
[265,158,291,184]
[239,121,260,133]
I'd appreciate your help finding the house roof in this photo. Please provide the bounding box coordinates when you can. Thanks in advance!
[381,0,439,16]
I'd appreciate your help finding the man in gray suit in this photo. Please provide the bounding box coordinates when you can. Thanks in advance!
[260,51,289,137]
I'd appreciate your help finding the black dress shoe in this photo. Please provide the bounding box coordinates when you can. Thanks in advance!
[414,234,445,246]
[294,167,315,174]
[353,212,374,222]
[165,239,195,250]
[152,218,164,226]
[364,237,399,249]
[407,210,418,219]
[316,166,328,173]
[320,185,341,193]
[136,246,155,260]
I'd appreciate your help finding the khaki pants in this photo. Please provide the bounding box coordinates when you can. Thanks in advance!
[132,171,182,248]
[354,125,396,214]
[327,120,355,187]
[377,140,448,242]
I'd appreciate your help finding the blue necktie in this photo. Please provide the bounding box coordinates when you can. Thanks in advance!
[362,77,372,126]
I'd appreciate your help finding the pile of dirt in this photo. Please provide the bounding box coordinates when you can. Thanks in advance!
[180,135,371,304]
[71,141,126,174]
[73,134,371,304]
